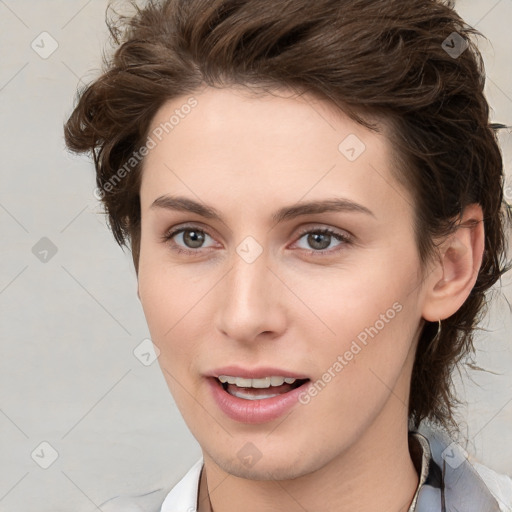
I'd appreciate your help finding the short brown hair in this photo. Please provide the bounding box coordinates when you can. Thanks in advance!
[64,0,511,432]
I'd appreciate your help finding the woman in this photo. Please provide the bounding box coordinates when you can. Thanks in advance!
[64,0,512,510]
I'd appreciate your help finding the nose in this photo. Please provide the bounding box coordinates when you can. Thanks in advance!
[214,246,287,344]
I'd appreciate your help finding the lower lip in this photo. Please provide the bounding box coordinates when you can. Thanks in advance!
[207,378,310,424]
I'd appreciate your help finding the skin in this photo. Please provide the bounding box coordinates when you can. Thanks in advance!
[136,85,484,512]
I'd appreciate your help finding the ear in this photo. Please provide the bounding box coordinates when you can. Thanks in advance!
[421,203,485,322]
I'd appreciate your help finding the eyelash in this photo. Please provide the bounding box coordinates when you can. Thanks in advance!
[160,224,353,257]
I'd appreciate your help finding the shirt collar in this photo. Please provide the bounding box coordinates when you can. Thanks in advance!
[407,431,435,512]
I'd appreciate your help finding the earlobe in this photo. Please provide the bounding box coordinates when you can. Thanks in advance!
[422,204,485,322]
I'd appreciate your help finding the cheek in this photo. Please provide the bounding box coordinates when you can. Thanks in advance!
[138,273,199,409]
[290,257,415,341]
[287,255,420,401]
[138,248,195,333]
[137,260,213,373]
[292,285,417,444]
[137,269,168,338]
[137,263,182,361]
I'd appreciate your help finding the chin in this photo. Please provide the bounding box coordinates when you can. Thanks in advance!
[206,441,329,482]
[220,457,309,481]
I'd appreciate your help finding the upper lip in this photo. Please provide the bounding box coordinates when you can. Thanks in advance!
[208,366,310,380]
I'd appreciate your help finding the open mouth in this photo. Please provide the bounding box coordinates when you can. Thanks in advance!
[216,375,310,400]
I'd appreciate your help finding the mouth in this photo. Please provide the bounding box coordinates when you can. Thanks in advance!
[216,375,310,400]
[206,366,312,423]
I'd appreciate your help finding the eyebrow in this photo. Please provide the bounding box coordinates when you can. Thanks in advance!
[150,195,375,224]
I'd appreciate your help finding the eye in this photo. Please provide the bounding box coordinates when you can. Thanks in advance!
[161,224,353,257]
[293,227,352,255]
[161,225,216,255]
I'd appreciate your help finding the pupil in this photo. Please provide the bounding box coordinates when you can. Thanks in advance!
[309,233,330,250]
[185,230,204,248]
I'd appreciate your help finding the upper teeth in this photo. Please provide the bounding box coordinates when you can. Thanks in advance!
[218,376,297,388]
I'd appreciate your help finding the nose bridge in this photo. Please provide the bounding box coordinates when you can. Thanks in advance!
[227,242,272,315]
[215,240,284,341]
[232,242,268,298]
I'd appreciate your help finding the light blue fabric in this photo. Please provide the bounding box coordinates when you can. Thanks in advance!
[416,423,512,511]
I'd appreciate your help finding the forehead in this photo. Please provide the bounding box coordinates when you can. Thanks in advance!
[140,86,411,221]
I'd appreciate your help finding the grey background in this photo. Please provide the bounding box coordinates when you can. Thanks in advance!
[0,1,511,510]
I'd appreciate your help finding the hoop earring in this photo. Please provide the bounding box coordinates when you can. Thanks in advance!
[431,319,442,351]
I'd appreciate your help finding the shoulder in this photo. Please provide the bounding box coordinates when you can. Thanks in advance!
[471,461,512,512]
[417,423,512,512]
[99,489,168,512]
[99,458,204,512]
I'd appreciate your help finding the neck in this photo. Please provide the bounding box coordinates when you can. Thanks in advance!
[198,405,419,512]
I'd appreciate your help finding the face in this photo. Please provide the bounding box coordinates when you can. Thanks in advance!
[137,86,429,480]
